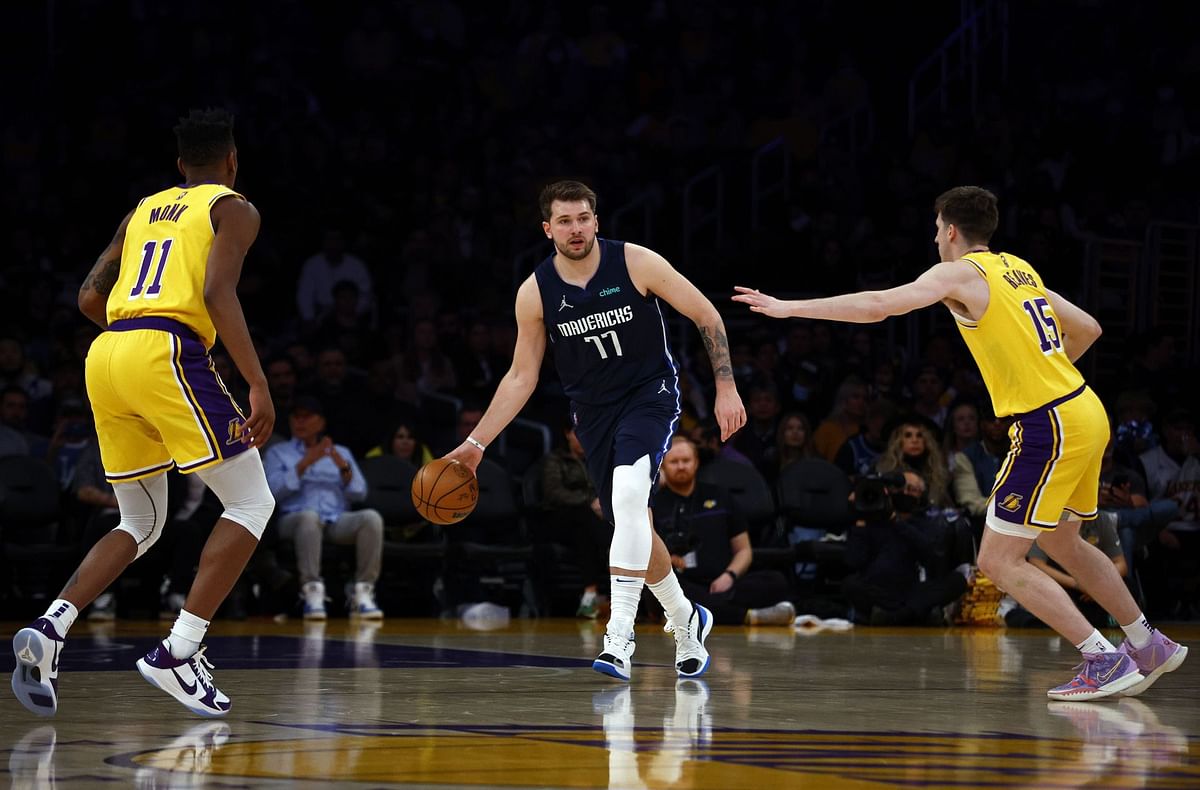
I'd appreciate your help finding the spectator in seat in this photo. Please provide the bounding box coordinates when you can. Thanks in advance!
[842,470,973,626]
[652,437,795,627]
[876,420,953,509]
[540,422,613,618]
[264,395,384,621]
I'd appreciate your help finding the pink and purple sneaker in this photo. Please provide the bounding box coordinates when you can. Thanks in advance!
[1046,652,1143,701]
[1116,631,1189,696]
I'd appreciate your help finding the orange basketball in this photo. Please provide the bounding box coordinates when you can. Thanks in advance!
[411,458,478,525]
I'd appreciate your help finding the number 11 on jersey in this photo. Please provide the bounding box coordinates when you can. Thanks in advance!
[129,238,174,299]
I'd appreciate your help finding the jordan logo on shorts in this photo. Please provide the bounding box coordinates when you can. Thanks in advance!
[225,418,247,446]
[657,380,669,394]
[999,492,1024,512]
[559,295,574,312]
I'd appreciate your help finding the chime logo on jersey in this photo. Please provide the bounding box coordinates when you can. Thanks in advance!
[556,305,634,337]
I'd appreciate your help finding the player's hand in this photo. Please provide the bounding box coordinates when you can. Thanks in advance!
[714,386,746,441]
[443,441,483,475]
[245,383,275,448]
[732,286,792,318]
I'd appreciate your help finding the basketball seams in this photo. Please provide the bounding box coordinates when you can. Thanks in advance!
[411,459,478,525]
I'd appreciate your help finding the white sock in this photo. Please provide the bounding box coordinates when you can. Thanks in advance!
[42,599,79,638]
[167,608,210,660]
[608,574,645,638]
[1120,614,1155,649]
[1074,629,1116,655]
[647,573,692,626]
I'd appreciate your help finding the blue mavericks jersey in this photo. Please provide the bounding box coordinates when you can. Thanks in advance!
[535,238,678,406]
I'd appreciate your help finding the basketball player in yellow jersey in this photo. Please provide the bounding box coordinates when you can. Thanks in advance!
[11,109,277,718]
[734,186,1187,701]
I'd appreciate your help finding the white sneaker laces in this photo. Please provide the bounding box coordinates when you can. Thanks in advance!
[190,646,216,690]
[674,612,705,662]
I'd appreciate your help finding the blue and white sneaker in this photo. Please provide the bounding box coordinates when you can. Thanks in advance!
[673,604,713,678]
[11,618,64,717]
[302,581,327,620]
[593,631,636,681]
[347,581,383,620]
[136,642,231,717]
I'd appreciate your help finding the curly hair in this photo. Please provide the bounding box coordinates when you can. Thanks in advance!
[877,421,951,507]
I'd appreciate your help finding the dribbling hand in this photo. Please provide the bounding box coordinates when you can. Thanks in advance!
[444,441,483,475]
[732,286,791,319]
[244,383,275,448]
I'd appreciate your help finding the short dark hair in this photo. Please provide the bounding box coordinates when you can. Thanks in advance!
[174,108,235,167]
[934,186,999,244]
[539,180,597,221]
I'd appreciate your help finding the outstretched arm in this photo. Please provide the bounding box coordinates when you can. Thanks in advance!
[205,196,272,447]
[733,261,978,323]
[1044,288,1102,362]
[444,276,547,472]
[627,244,746,440]
[78,210,135,329]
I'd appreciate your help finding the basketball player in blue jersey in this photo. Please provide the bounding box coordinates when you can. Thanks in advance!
[446,180,746,680]
[735,186,1187,701]
[10,109,276,718]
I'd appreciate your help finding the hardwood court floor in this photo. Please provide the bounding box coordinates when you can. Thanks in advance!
[2,618,1198,788]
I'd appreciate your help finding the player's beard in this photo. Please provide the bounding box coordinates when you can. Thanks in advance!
[556,235,595,261]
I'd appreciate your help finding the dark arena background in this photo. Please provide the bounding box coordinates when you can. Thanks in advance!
[2,1,1198,787]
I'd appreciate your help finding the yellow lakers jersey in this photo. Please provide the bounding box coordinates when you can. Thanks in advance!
[952,251,1084,416]
[107,183,244,349]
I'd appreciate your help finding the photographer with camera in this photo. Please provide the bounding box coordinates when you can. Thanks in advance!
[842,470,973,625]
[652,436,796,626]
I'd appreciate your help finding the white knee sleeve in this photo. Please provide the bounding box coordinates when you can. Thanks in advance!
[609,455,653,571]
[196,448,275,540]
[113,473,169,560]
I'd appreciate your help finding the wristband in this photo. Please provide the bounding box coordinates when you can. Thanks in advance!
[465,436,486,452]
[724,569,738,581]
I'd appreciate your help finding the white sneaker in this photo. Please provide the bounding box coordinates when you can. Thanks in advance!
[348,581,383,619]
[593,630,636,681]
[748,601,796,626]
[301,581,327,620]
[11,618,64,717]
[673,604,713,677]
[136,642,231,717]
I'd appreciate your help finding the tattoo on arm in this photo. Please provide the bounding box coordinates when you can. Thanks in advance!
[699,324,734,381]
[82,255,121,296]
